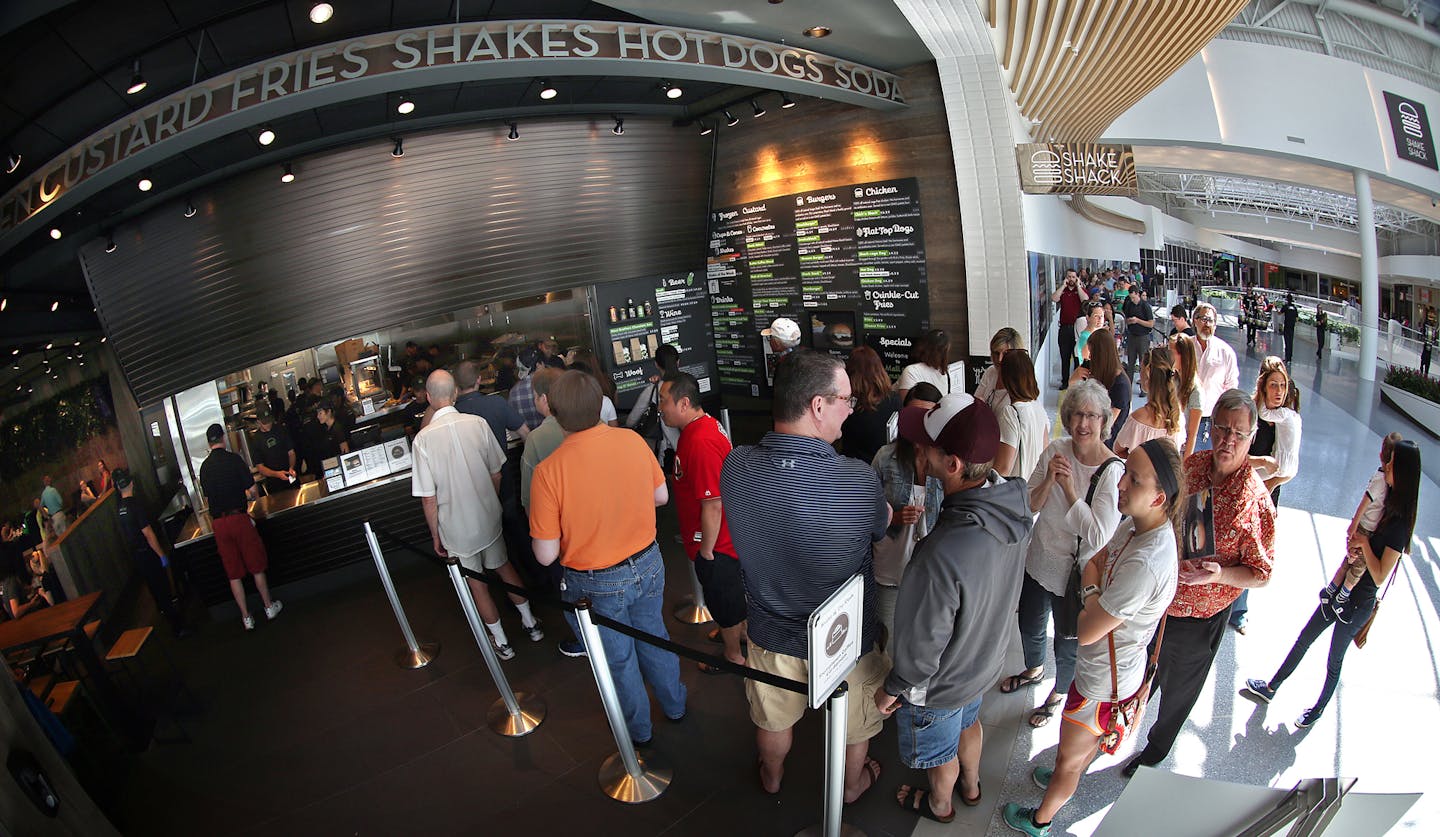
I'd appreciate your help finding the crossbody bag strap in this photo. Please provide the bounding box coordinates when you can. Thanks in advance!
[1075,457,1123,559]
[1107,633,1120,702]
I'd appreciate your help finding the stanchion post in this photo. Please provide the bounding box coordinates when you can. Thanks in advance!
[797,683,864,837]
[363,521,439,669]
[719,407,733,439]
[574,599,672,803]
[672,560,713,625]
[444,560,545,737]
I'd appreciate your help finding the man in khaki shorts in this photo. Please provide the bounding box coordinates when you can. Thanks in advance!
[720,349,892,801]
[412,369,541,660]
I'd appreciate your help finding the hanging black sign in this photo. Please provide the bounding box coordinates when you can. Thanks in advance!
[1383,92,1438,171]
[593,271,717,412]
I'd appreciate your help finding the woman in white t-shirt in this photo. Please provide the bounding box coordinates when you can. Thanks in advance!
[1113,346,1186,457]
[896,328,953,402]
[1003,438,1182,836]
[994,349,1051,480]
[975,326,1024,410]
[1001,380,1123,730]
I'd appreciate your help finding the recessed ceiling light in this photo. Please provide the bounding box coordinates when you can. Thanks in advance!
[507,122,519,141]
[309,3,334,24]
[803,25,832,38]
[397,95,415,115]
[126,59,147,95]
[49,228,62,240]
[281,163,295,183]
[391,138,404,158]
[0,299,6,312]
[50,301,58,312]
[138,176,153,192]
[539,80,557,100]
[45,343,52,350]
[258,126,276,146]
[662,81,683,99]
[73,340,80,346]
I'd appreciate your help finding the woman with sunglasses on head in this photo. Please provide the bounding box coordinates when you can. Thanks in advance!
[1002,380,1124,729]
[1113,347,1185,458]
[976,327,1024,411]
[1243,440,1420,729]
[1003,439,1183,836]
[1069,328,1132,450]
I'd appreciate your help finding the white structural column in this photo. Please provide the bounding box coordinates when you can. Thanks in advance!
[1353,168,1380,381]
[894,0,1029,358]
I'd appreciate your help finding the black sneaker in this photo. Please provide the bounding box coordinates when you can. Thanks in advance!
[1243,678,1275,703]
[1121,756,1147,778]
[1295,708,1322,729]
[559,639,587,658]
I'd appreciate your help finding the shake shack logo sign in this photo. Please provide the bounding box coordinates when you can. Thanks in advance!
[824,612,850,657]
[1017,143,1137,195]
[1384,92,1437,170]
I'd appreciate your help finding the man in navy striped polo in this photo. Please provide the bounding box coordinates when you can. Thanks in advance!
[721,349,892,802]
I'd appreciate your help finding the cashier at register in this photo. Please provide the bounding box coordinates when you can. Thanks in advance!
[252,409,297,495]
[315,403,352,459]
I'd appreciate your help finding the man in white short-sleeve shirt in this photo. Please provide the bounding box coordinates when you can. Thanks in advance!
[1191,302,1238,450]
[412,370,542,659]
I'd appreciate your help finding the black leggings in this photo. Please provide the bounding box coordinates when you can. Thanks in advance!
[1268,600,1373,715]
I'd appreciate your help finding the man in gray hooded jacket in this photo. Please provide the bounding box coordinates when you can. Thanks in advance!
[876,393,1033,823]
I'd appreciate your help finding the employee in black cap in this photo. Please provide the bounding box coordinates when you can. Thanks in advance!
[252,409,297,496]
[315,402,351,460]
[199,423,282,631]
[114,468,189,637]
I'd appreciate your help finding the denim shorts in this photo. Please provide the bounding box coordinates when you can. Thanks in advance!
[896,695,983,770]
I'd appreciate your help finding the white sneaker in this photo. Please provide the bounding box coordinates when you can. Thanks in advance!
[493,641,515,661]
[525,621,545,642]
[243,615,255,631]
[264,600,283,620]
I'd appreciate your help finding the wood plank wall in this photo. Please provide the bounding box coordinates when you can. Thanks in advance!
[712,62,969,359]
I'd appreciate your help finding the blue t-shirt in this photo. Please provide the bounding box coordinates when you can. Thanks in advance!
[41,485,64,515]
[455,391,525,447]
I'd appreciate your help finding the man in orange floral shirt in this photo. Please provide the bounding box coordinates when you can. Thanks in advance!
[1123,389,1275,777]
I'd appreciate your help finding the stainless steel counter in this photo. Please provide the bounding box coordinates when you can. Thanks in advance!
[174,468,412,546]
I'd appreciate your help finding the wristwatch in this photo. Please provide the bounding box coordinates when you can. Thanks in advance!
[1081,584,1101,600]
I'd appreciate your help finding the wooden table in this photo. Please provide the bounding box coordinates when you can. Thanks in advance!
[0,591,146,749]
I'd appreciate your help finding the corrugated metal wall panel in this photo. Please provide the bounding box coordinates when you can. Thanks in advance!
[78,118,710,405]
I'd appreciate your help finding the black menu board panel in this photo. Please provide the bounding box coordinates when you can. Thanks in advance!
[592,271,717,412]
[707,178,928,395]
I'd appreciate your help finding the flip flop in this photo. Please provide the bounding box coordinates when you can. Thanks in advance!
[960,781,982,807]
[1029,694,1065,728]
[895,785,955,824]
[697,662,725,675]
[845,757,882,804]
[1000,670,1044,694]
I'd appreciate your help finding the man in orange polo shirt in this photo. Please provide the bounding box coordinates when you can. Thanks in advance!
[529,371,687,747]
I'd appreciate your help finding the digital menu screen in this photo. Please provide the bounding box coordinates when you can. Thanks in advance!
[707,178,929,395]
[593,271,717,412]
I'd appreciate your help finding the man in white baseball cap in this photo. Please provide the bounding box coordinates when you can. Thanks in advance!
[762,317,802,357]
[876,393,1033,824]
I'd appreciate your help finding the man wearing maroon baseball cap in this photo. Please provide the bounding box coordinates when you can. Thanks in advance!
[877,393,1033,824]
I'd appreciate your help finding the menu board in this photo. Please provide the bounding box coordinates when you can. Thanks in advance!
[707,178,928,395]
[593,271,718,412]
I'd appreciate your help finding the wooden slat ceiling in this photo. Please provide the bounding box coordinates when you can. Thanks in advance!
[985,0,1249,142]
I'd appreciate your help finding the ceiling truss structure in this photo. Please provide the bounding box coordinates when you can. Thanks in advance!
[1137,169,1440,238]
[1220,0,1440,90]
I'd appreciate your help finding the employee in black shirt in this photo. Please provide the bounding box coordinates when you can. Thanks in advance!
[315,402,351,460]
[114,469,188,637]
[198,423,282,631]
[251,410,297,495]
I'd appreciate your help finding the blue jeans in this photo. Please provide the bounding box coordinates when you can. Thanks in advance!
[1018,571,1077,692]
[562,544,686,742]
[896,696,982,770]
[1268,600,1374,716]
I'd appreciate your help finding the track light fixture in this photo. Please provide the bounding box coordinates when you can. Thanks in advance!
[612,117,625,135]
[391,138,404,158]
[724,110,739,127]
[184,199,197,218]
[507,122,519,141]
[661,81,683,99]
[781,93,796,109]
[397,94,415,115]
[281,163,295,183]
[137,176,153,191]
[50,301,59,312]
[49,228,62,240]
[699,122,713,136]
[751,99,766,118]
[126,59,147,95]
[309,3,334,24]
[539,79,557,100]
[5,154,18,174]
[258,126,276,146]
[104,233,116,253]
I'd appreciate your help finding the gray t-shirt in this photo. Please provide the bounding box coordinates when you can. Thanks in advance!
[1073,520,1178,701]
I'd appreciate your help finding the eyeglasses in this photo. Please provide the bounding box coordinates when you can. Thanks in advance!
[825,394,857,410]
[1210,423,1253,442]
[1072,411,1106,424]
[1194,315,1216,323]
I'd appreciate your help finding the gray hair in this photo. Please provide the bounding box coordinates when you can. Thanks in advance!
[1213,388,1257,431]
[1193,301,1217,319]
[1061,379,1114,439]
[426,369,457,404]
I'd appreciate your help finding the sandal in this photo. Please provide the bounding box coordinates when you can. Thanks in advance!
[960,780,982,807]
[1029,694,1065,727]
[1000,669,1044,694]
[895,785,955,824]
[845,757,882,804]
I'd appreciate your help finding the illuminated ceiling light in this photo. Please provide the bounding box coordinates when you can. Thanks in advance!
[780,93,796,109]
[507,122,519,141]
[539,79,557,100]
[0,299,6,312]
[661,81,683,99]
[280,163,295,183]
[9,348,15,355]
[100,337,106,343]
[49,228,62,240]
[104,234,117,253]
[391,138,404,158]
[45,343,52,350]
[612,117,625,136]
[803,25,831,38]
[751,99,766,118]
[184,199,197,218]
[699,121,712,136]
[5,154,18,174]
[138,176,153,192]
[724,109,739,127]
[257,126,276,146]
[126,60,148,95]
[50,301,58,312]
[309,3,334,24]
[73,340,80,346]
[397,94,415,115]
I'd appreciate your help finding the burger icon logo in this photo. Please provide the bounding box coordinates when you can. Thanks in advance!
[825,613,850,657]
[1030,149,1063,185]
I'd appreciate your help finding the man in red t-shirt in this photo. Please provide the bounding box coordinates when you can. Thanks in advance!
[659,371,748,671]
[1051,268,1089,386]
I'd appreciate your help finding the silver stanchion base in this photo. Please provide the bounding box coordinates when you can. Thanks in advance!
[672,597,713,625]
[486,691,546,737]
[394,641,440,669]
[795,824,866,837]
[598,750,672,803]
